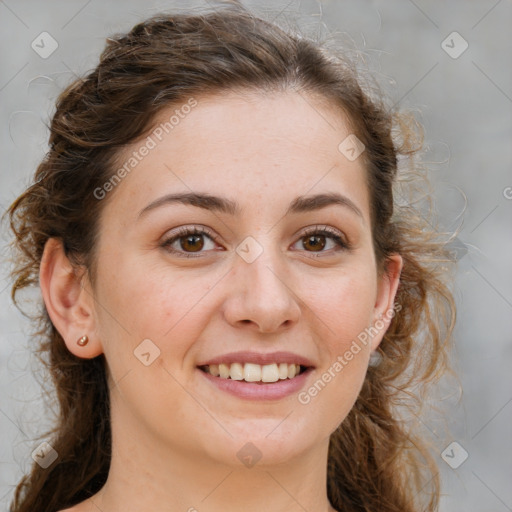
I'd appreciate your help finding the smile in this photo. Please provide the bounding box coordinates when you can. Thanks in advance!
[199,362,307,383]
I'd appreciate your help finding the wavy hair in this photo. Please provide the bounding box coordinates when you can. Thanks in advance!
[5,5,456,511]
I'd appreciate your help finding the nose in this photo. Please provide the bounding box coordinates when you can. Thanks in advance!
[222,244,301,334]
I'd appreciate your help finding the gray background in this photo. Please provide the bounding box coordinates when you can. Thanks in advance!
[1,0,511,510]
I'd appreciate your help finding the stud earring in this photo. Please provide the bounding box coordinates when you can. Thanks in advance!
[76,335,89,346]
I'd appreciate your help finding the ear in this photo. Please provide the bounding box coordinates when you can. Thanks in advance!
[369,253,403,352]
[39,237,103,359]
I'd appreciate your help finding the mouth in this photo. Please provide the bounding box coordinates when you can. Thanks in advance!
[198,362,310,384]
[196,351,316,400]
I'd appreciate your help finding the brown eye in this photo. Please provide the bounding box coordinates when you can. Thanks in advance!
[161,226,219,258]
[180,233,205,252]
[302,233,327,252]
[293,226,350,255]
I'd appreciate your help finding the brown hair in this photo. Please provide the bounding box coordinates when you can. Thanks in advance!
[5,5,456,512]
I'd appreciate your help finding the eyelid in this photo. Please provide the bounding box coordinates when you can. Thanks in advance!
[299,225,350,247]
[170,225,219,242]
[160,225,222,259]
[296,226,353,256]
[160,223,352,258]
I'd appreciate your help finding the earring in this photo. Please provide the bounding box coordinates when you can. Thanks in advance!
[368,350,382,367]
[76,335,89,347]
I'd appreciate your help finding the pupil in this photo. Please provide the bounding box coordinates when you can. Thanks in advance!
[183,234,203,252]
[305,235,325,251]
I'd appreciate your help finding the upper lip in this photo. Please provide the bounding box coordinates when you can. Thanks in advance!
[197,351,315,368]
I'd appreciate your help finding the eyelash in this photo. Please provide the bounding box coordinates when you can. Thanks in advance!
[160,225,351,259]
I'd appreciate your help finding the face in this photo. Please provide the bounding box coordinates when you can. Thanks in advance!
[84,90,400,468]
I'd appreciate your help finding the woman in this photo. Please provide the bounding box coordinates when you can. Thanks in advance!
[6,5,456,512]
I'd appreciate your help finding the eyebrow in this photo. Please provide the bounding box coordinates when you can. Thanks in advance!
[138,191,364,222]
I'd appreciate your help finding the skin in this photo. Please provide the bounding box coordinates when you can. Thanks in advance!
[40,89,402,512]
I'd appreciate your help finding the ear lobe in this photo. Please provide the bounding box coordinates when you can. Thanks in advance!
[39,238,103,359]
[369,253,403,352]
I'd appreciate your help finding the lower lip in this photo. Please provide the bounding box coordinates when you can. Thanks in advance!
[197,367,314,401]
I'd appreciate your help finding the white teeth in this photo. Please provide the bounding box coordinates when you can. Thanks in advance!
[230,362,244,380]
[244,363,261,382]
[204,362,303,382]
[219,363,230,379]
[261,363,279,382]
[278,363,288,380]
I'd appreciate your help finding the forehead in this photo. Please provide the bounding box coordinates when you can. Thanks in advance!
[158,89,353,155]
[105,89,370,224]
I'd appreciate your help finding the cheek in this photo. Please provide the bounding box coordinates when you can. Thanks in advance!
[297,266,376,427]
[300,328,373,436]
[311,265,377,347]
[93,252,216,367]
[93,257,213,439]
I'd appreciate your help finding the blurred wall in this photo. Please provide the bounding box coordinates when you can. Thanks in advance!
[1,1,511,510]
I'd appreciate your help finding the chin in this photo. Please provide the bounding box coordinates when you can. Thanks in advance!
[200,418,319,468]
